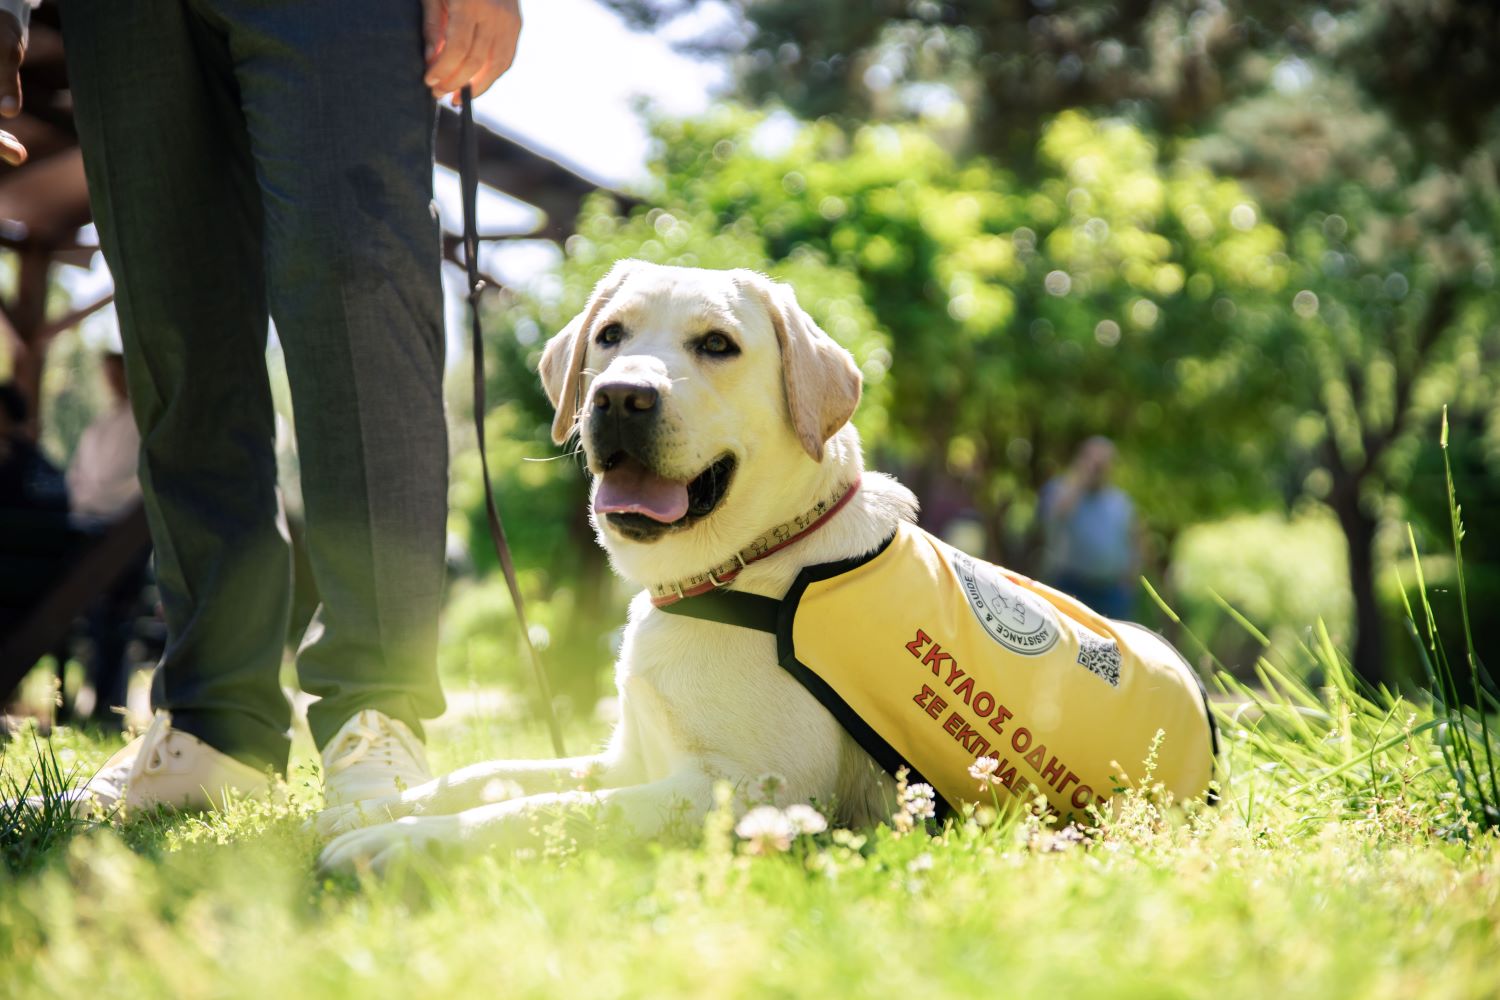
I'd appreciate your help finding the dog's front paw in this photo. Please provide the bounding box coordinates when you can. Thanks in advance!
[313,796,412,838]
[317,815,466,877]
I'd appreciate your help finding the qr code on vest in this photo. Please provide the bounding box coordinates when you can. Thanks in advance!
[1076,630,1122,687]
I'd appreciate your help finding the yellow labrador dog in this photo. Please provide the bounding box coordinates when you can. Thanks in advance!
[318,260,910,874]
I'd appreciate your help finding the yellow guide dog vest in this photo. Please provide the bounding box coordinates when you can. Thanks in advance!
[660,520,1217,819]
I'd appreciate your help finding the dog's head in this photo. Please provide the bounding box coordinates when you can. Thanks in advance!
[538,260,862,583]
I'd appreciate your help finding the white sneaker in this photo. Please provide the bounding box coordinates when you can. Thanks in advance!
[39,711,270,819]
[320,709,432,809]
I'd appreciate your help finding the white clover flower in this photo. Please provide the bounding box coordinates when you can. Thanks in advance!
[891,769,938,836]
[783,803,828,836]
[735,805,794,855]
[907,852,934,873]
[1045,825,1086,852]
[901,782,937,821]
[969,756,1003,791]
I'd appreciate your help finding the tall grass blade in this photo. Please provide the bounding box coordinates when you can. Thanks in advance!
[1,733,97,876]
[1440,406,1500,811]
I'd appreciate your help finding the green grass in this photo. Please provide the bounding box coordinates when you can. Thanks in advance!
[5,632,1497,1000]
[3,415,1498,1000]
[2,697,1497,1000]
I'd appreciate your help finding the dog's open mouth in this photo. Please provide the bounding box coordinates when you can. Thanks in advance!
[595,453,736,540]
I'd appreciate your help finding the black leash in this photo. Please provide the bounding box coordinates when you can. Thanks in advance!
[458,86,566,757]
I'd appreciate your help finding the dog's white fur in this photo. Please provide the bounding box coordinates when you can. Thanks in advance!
[319,262,912,874]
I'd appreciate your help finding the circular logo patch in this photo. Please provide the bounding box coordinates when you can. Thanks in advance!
[949,550,1060,656]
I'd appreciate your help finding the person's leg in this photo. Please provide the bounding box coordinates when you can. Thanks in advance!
[93,552,154,723]
[82,591,126,726]
[62,2,293,770]
[1055,574,1134,621]
[218,0,449,748]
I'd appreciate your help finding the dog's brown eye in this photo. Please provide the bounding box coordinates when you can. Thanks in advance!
[596,323,624,347]
[697,331,738,357]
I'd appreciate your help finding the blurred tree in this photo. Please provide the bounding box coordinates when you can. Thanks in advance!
[1189,70,1499,686]
[1322,1,1500,166]
[606,1,1500,157]
[605,0,1269,163]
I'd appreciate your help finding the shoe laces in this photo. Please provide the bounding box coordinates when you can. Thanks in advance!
[325,713,425,779]
[87,711,177,804]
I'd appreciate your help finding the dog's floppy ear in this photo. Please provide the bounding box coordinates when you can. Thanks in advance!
[539,260,641,445]
[538,314,583,415]
[741,273,863,462]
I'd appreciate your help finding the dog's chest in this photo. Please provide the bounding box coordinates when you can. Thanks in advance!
[618,608,843,783]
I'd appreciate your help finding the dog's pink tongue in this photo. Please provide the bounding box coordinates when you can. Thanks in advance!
[595,459,690,523]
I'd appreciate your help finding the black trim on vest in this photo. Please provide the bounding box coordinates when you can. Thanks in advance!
[656,589,781,634]
[771,534,955,820]
[1189,665,1221,805]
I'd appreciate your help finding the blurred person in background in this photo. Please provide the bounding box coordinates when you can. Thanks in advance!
[66,352,140,526]
[1,0,522,819]
[1039,436,1140,621]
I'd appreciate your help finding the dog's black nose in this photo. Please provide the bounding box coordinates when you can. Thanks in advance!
[593,382,659,416]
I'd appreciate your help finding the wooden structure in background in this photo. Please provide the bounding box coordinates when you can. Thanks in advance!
[0,5,96,440]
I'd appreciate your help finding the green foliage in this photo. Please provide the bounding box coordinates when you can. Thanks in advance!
[1153,424,1499,831]
[1169,506,1353,671]
[437,571,623,708]
[612,2,1500,169]
[1192,73,1498,497]
[1317,1,1500,161]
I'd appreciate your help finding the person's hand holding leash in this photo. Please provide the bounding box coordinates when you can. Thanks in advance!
[422,0,521,105]
[0,10,26,166]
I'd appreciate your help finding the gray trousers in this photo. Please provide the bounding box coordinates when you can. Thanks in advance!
[62,0,449,769]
